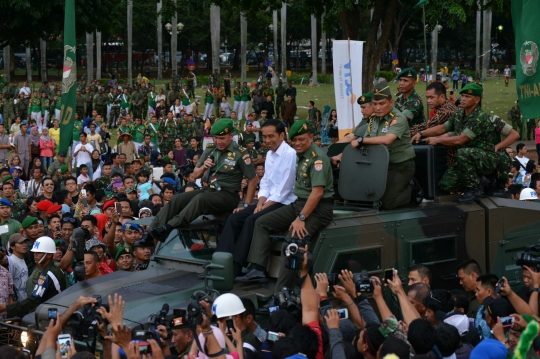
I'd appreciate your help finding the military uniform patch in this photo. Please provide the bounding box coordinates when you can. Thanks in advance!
[314,160,323,171]
[244,157,251,165]
[391,119,397,126]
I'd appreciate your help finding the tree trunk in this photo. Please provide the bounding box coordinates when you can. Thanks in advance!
[210,5,220,72]
[281,3,287,82]
[171,2,177,74]
[273,10,278,72]
[481,2,491,81]
[431,27,438,81]
[475,4,481,78]
[311,14,317,85]
[127,0,133,86]
[26,46,32,83]
[362,0,398,92]
[86,32,94,82]
[157,1,163,80]
[96,31,102,80]
[339,5,361,40]
[321,13,326,76]
[40,39,47,82]
[3,46,10,83]
[240,12,247,83]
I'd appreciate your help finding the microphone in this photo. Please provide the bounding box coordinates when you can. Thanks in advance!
[205,155,215,184]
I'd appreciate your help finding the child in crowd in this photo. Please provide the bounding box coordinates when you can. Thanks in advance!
[136,170,152,200]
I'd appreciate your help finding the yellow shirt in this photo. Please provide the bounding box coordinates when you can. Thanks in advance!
[50,127,60,146]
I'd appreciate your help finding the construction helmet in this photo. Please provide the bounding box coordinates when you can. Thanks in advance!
[31,236,57,254]
[520,188,538,201]
[211,293,246,318]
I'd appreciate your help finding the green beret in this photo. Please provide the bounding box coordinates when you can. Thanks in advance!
[162,156,170,162]
[60,165,69,174]
[115,245,134,261]
[210,119,234,136]
[245,138,254,144]
[372,80,392,101]
[397,68,417,79]
[22,216,38,229]
[289,120,311,139]
[138,154,145,159]
[2,175,13,184]
[459,83,483,97]
[314,137,321,142]
[357,92,373,105]
[313,131,320,136]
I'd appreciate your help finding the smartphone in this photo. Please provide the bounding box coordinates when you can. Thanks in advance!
[495,279,504,295]
[57,334,72,358]
[0,225,8,235]
[267,331,281,342]
[48,308,58,323]
[81,189,87,198]
[268,305,280,314]
[137,341,152,354]
[81,197,88,207]
[384,268,394,283]
[501,316,514,327]
[226,318,235,332]
[115,202,122,214]
[336,308,349,320]
[327,273,338,292]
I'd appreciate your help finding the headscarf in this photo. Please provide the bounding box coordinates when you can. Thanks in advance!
[41,128,52,143]
[30,127,40,146]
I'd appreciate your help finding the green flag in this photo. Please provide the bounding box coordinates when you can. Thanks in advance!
[59,0,77,154]
[512,0,540,119]
[413,0,426,10]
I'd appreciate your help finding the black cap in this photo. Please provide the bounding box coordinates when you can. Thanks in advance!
[484,297,515,320]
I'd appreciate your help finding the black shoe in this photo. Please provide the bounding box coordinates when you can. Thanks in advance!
[235,269,269,283]
[258,295,277,315]
[457,187,483,203]
[137,231,155,247]
[148,225,172,243]
[410,178,424,205]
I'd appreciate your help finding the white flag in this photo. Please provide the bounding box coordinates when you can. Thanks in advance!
[332,40,363,137]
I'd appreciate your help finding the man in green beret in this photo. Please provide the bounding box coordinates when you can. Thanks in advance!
[395,68,426,126]
[237,120,334,290]
[335,80,422,210]
[412,83,499,202]
[0,198,21,248]
[139,119,257,245]
[1,181,26,223]
[48,151,70,180]
[115,245,135,271]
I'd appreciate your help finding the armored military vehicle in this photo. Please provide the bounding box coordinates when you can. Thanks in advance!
[3,144,540,352]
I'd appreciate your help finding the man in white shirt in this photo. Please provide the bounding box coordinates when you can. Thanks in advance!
[7,234,29,302]
[515,143,529,177]
[19,82,31,99]
[73,132,95,178]
[216,119,297,277]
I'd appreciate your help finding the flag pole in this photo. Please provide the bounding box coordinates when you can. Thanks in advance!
[423,4,429,121]
[348,37,355,128]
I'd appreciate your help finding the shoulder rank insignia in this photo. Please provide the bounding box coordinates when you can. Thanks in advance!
[389,112,395,118]
[311,151,317,158]
[206,143,215,148]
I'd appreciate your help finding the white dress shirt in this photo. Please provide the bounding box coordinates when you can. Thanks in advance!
[258,141,297,205]
[20,86,31,98]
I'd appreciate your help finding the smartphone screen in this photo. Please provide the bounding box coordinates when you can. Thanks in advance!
[384,269,394,283]
[58,335,71,358]
[0,225,8,235]
[48,308,58,322]
[115,202,122,214]
[267,331,280,341]
[268,305,280,314]
[337,308,348,319]
[226,318,235,331]
[501,316,514,327]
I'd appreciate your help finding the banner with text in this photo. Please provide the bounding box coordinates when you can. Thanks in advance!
[512,0,540,119]
[332,40,363,137]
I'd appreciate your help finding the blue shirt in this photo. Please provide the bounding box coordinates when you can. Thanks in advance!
[475,304,493,340]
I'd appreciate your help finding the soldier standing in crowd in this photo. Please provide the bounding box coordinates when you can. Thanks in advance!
[507,101,522,139]
[187,70,196,99]
[16,93,29,121]
[223,69,231,97]
[131,86,145,120]
[38,81,50,98]
[75,90,85,119]
[83,87,94,118]
[168,85,180,109]
[93,87,107,120]
[211,69,221,89]
[275,81,286,120]
[110,89,122,128]
[395,68,426,126]
[160,111,177,154]
[3,92,15,132]
[171,70,179,89]
[306,101,320,130]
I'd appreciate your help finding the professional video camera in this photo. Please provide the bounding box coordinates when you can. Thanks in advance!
[70,294,109,347]
[178,159,195,178]
[353,270,374,293]
[282,235,312,270]
[263,287,302,320]
[516,240,540,270]
[72,227,92,282]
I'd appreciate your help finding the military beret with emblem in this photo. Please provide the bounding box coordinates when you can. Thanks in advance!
[60,165,69,174]
[170,313,190,329]
[373,80,393,101]
[122,223,141,232]
[397,67,417,79]
[459,83,483,97]
[357,92,373,105]
[289,120,311,139]
[210,119,234,136]
[21,216,38,229]
[245,138,254,144]
[0,198,12,207]
[115,245,134,261]
[2,175,13,184]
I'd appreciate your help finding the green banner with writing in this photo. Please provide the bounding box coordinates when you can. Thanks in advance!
[59,0,77,154]
[512,0,540,119]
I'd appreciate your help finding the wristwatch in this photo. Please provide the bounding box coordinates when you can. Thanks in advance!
[243,203,249,208]
[357,137,363,146]
[531,287,540,293]
[418,131,423,138]
[298,214,306,221]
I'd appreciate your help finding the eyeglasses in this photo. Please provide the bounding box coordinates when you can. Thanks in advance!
[62,217,76,223]
[429,292,441,303]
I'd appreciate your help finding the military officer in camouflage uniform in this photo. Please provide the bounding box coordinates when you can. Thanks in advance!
[187,70,196,99]
[167,85,180,109]
[131,87,145,120]
[171,70,179,90]
[489,114,520,190]
[412,84,498,202]
[275,81,286,120]
[110,89,122,127]
[211,69,221,89]
[75,90,85,119]
[306,101,320,130]
[2,92,14,133]
[93,87,107,120]
[236,120,334,290]
[395,68,426,126]
[223,69,231,97]
[2,178,26,221]
[83,87,94,118]
[159,111,177,154]
[138,119,257,245]
[507,101,522,139]
[94,162,112,193]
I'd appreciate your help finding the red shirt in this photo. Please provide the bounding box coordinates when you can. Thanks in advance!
[306,321,324,359]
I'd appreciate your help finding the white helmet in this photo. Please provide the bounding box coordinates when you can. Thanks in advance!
[519,188,538,201]
[212,293,246,318]
[31,236,57,254]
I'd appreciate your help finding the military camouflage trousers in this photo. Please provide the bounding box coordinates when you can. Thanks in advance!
[439,147,498,193]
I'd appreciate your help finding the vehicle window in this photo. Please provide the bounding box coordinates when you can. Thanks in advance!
[154,229,215,262]
[410,236,457,265]
[331,248,382,274]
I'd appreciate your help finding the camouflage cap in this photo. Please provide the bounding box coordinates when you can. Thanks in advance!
[289,120,311,139]
[459,83,483,97]
[397,67,417,79]
[357,92,373,105]
[115,245,134,261]
[125,187,136,194]
[372,80,392,101]
[210,119,234,136]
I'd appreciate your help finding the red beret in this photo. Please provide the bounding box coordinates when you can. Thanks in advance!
[47,204,63,215]
[36,200,53,211]
[103,199,116,211]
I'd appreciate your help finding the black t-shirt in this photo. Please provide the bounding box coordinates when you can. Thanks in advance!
[186,148,202,161]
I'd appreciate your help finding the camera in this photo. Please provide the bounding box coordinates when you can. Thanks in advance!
[353,270,374,293]
[283,235,312,270]
[274,287,301,318]
[70,295,109,340]
[515,240,540,270]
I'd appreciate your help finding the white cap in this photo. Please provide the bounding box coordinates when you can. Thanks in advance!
[519,188,538,201]
[444,314,469,336]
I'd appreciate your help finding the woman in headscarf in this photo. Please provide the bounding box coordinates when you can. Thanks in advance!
[91,150,103,180]
[39,127,56,170]
[29,126,41,165]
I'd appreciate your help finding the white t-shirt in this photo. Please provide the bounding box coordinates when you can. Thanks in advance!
[516,156,529,177]
[504,68,511,77]
[8,254,28,301]
[74,142,94,165]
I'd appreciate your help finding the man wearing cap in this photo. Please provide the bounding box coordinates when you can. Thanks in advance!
[132,241,151,270]
[48,151,70,179]
[140,119,257,245]
[335,81,421,210]
[115,245,135,271]
[395,68,426,126]
[164,312,194,357]
[8,233,29,302]
[412,84,499,202]
[21,217,40,273]
[237,120,333,289]
[121,223,142,247]
[239,122,256,148]
[0,198,21,248]
[0,236,66,317]
[1,181,26,222]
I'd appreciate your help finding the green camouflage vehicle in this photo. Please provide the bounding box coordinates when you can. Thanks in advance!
[3,144,540,353]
